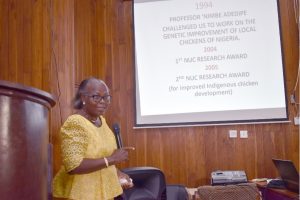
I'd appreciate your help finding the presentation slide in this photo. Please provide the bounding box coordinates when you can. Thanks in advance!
[134,0,288,127]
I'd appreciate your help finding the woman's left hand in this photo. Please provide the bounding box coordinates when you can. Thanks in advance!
[118,170,134,189]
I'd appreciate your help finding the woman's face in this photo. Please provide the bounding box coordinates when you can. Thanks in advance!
[81,80,111,117]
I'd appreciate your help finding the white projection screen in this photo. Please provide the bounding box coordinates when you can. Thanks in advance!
[133,0,288,128]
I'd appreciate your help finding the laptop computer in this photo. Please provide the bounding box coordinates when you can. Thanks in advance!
[272,158,299,193]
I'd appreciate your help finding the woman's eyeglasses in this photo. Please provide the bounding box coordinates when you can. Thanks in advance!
[84,94,112,103]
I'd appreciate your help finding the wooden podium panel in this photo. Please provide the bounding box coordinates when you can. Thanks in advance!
[0,80,55,200]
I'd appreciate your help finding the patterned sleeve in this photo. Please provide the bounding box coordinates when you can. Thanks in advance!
[60,116,89,172]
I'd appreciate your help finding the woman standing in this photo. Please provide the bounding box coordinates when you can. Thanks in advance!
[53,77,133,200]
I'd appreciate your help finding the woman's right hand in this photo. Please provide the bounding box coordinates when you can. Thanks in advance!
[108,147,135,164]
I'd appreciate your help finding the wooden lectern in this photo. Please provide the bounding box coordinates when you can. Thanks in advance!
[0,80,56,200]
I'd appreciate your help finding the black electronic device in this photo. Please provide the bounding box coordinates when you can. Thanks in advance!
[272,158,299,193]
[267,179,286,189]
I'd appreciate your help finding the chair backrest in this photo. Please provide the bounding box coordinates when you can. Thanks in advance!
[166,184,188,200]
[122,167,167,200]
[197,183,261,200]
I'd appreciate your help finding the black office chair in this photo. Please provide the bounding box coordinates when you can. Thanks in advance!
[121,167,189,200]
[114,125,188,200]
[166,184,188,200]
[122,167,167,200]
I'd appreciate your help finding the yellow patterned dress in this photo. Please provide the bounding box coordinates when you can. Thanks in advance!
[52,114,123,200]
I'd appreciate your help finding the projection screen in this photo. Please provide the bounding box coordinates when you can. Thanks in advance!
[133,0,288,128]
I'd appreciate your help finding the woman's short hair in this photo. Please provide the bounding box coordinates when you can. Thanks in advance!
[73,77,107,109]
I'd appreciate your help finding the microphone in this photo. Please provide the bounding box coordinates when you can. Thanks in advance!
[112,123,123,149]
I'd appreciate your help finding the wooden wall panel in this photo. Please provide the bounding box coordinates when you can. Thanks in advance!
[0,0,51,89]
[0,0,9,79]
[74,0,94,79]
[50,0,75,174]
[74,0,106,83]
